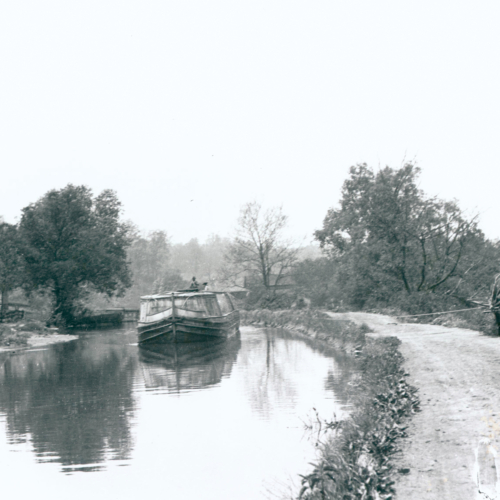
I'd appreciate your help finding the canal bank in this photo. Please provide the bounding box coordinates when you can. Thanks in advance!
[241,309,420,499]
[327,311,500,500]
[0,320,78,352]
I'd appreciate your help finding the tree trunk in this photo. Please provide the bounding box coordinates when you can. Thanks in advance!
[494,311,500,336]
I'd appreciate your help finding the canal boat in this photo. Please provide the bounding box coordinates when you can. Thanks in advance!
[137,291,240,344]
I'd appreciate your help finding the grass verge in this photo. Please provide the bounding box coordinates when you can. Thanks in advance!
[241,309,420,500]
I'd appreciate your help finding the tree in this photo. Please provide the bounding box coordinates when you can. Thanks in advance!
[170,235,230,286]
[124,230,185,305]
[19,185,132,324]
[224,202,298,296]
[0,222,24,316]
[315,164,490,309]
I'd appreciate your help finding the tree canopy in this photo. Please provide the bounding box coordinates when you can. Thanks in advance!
[315,164,496,310]
[224,202,298,301]
[0,222,24,315]
[122,229,185,306]
[19,185,132,324]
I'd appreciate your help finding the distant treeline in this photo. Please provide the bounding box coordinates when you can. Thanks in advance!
[1,164,498,327]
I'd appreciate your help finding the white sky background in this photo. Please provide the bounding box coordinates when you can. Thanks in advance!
[0,1,499,244]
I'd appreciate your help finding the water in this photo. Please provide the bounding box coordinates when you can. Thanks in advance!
[0,325,357,500]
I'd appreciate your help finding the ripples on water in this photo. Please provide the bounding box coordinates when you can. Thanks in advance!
[0,325,358,500]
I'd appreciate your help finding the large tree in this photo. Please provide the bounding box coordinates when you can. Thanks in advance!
[0,222,24,316]
[19,185,132,324]
[224,202,298,293]
[315,164,492,308]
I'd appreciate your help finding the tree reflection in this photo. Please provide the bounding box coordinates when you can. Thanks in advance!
[239,328,359,419]
[239,329,300,418]
[0,337,137,472]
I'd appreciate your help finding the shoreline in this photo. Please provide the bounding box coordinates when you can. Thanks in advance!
[241,308,420,499]
[0,332,78,353]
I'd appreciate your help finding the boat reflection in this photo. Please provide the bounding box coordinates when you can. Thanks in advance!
[139,336,241,393]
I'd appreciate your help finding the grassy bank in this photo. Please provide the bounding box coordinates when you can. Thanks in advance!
[0,320,57,348]
[241,309,420,500]
[240,309,371,353]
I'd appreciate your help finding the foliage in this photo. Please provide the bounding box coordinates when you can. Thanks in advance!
[19,185,132,324]
[300,337,419,500]
[315,163,499,310]
[170,234,230,286]
[224,202,299,296]
[0,222,25,315]
[293,258,336,307]
[127,230,185,294]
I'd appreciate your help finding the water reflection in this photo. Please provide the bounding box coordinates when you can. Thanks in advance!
[239,329,360,423]
[0,334,137,472]
[138,335,241,393]
[0,326,360,499]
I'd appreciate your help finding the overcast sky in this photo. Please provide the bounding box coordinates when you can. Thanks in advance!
[1,1,499,244]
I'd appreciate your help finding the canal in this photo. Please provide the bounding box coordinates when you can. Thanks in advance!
[0,325,357,499]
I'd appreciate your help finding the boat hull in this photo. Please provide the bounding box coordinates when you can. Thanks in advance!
[138,310,240,344]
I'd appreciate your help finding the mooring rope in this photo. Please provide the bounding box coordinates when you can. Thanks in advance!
[393,306,485,318]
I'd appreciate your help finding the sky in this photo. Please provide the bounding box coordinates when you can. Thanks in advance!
[1,1,499,244]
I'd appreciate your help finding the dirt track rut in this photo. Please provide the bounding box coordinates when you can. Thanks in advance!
[326,311,500,500]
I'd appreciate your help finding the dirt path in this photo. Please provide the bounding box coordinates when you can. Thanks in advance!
[326,311,500,500]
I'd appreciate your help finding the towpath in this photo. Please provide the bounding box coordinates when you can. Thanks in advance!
[326,311,500,500]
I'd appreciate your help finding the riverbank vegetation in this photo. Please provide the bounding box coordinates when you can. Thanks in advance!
[241,308,419,499]
[0,320,55,347]
[300,336,419,500]
[240,308,369,351]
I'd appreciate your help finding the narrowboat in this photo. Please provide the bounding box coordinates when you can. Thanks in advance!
[137,291,240,344]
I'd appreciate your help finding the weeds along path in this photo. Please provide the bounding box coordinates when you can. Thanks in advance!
[326,311,500,500]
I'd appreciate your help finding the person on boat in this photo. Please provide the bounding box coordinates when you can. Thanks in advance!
[190,277,199,289]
